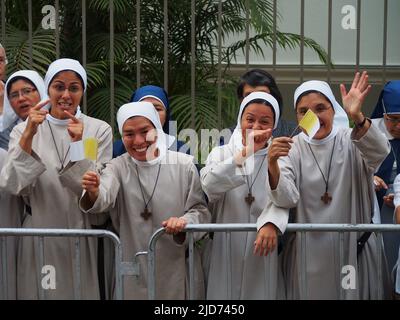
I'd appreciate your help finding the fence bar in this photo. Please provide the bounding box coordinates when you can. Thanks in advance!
[1,237,7,299]
[0,229,121,299]
[191,0,195,129]
[327,0,332,82]
[188,232,195,300]
[1,0,5,43]
[300,0,304,82]
[300,231,307,299]
[245,0,249,70]
[28,0,32,67]
[356,0,361,70]
[226,231,232,300]
[163,0,168,90]
[217,0,222,130]
[55,0,60,59]
[272,0,277,72]
[377,232,382,299]
[382,0,388,84]
[136,0,141,88]
[74,237,81,300]
[147,228,165,299]
[339,231,344,300]
[110,0,115,133]
[38,236,45,300]
[82,0,87,114]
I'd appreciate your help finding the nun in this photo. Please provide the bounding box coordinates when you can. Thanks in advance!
[0,147,24,299]
[200,92,289,300]
[113,85,185,158]
[0,70,46,150]
[80,102,210,299]
[267,72,391,299]
[0,58,113,299]
[371,80,400,293]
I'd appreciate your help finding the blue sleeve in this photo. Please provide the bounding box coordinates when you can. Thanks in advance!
[112,139,126,158]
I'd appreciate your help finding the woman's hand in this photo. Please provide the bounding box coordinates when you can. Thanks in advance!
[162,216,188,235]
[340,71,371,124]
[23,99,50,138]
[254,223,278,256]
[65,110,84,142]
[373,175,388,192]
[82,171,100,203]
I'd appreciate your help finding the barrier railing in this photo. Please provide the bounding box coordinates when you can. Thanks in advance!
[0,228,123,300]
[147,223,400,300]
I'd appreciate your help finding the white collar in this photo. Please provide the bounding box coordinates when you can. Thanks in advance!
[299,126,338,145]
[46,107,82,126]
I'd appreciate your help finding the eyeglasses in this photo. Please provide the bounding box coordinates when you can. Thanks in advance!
[384,115,400,124]
[8,87,37,101]
[50,83,82,94]
[297,105,331,117]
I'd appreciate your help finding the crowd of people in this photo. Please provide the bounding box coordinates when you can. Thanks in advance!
[0,42,399,300]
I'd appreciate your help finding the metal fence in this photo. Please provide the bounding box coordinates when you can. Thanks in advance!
[1,0,399,129]
[0,228,123,300]
[147,223,400,300]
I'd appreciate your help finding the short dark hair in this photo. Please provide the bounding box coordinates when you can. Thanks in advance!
[6,76,37,96]
[237,69,283,118]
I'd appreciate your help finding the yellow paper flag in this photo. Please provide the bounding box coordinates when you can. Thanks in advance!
[84,138,98,162]
[298,109,320,138]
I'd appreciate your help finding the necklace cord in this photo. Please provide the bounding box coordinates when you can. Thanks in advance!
[308,136,337,193]
[47,121,71,169]
[135,163,162,209]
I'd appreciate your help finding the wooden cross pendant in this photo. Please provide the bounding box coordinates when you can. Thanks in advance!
[141,207,152,220]
[245,193,255,205]
[321,192,332,204]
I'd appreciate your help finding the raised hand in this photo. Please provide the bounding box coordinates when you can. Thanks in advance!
[244,128,273,155]
[24,99,50,137]
[82,171,100,203]
[268,136,293,164]
[64,110,84,142]
[340,71,371,123]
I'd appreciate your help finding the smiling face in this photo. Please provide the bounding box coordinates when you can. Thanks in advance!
[240,102,275,145]
[122,116,159,161]
[48,71,84,120]
[296,92,334,140]
[8,79,41,120]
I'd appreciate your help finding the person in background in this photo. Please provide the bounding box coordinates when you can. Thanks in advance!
[371,81,400,274]
[0,70,46,150]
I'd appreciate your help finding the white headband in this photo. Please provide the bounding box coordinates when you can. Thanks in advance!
[237,91,280,130]
[294,80,349,129]
[1,70,47,131]
[116,102,175,159]
[45,58,87,92]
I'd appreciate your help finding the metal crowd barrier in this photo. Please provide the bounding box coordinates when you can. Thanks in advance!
[147,223,400,300]
[0,228,123,300]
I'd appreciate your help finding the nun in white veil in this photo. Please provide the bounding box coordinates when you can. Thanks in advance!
[201,92,289,299]
[80,102,210,299]
[266,72,391,299]
[0,58,113,299]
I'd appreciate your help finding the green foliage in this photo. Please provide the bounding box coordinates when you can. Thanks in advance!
[1,0,331,136]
